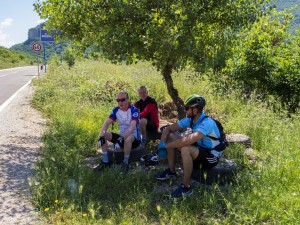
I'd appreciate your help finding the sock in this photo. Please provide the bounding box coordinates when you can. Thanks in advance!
[102,152,109,163]
[123,155,129,164]
[142,134,147,141]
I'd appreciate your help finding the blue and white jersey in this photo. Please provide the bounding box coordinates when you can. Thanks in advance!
[109,105,141,140]
[178,113,222,156]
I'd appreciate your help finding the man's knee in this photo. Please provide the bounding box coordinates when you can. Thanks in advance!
[124,135,134,144]
[103,132,112,140]
[181,146,198,159]
[140,118,147,126]
[167,133,182,143]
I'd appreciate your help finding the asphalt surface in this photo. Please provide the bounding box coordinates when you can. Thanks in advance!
[0,66,38,107]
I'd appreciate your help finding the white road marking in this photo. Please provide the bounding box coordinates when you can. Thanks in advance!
[0,80,32,113]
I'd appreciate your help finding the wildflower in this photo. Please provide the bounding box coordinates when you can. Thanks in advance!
[54,200,59,203]
[44,208,49,212]
[82,213,87,217]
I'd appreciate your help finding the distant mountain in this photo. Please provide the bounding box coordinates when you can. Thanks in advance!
[10,25,67,61]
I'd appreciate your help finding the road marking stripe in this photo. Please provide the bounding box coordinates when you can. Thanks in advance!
[0,80,32,113]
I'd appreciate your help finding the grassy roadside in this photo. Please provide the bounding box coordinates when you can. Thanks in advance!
[31,59,300,224]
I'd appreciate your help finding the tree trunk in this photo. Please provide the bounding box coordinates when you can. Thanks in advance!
[162,62,185,119]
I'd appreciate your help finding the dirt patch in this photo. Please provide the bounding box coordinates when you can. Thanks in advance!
[0,84,46,224]
[158,102,178,123]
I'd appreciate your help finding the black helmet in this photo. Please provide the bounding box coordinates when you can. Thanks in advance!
[184,94,206,108]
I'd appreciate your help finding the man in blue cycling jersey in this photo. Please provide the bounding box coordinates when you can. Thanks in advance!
[95,91,141,171]
[155,94,222,198]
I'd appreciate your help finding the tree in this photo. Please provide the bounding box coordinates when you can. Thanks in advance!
[62,47,76,69]
[221,10,300,112]
[34,0,268,118]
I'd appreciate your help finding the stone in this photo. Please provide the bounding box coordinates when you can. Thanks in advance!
[226,133,251,147]
[191,158,237,186]
[108,144,146,164]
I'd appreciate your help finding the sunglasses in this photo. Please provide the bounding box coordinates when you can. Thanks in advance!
[116,98,127,102]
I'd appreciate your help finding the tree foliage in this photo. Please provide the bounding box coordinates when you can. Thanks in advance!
[220,10,300,112]
[34,0,268,118]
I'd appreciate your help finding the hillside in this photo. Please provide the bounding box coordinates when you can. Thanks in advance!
[0,46,35,69]
[10,25,68,61]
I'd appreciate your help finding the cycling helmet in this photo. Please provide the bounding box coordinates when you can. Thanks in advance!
[184,94,206,108]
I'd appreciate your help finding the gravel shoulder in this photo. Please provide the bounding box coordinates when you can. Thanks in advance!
[0,83,45,225]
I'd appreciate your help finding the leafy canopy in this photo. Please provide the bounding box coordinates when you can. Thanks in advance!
[34,0,268,71]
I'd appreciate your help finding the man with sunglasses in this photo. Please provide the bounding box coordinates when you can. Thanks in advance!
[154,94,222,198]
[134,86,159,147]
[94,92,141,171]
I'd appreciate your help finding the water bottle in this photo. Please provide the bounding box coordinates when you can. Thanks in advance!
[67,179,77,194]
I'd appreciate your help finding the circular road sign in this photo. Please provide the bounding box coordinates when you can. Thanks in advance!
[32,42,42,52]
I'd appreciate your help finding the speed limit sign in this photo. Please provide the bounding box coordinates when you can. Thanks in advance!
[31,42,42,52]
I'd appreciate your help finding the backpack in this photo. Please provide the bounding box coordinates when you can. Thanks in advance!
[192,116,228,152]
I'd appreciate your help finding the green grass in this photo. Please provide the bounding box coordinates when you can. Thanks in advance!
[0,46,34,69]
[31,59,300,224]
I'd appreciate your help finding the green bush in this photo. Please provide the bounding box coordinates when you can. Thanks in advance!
[218,10,300,112]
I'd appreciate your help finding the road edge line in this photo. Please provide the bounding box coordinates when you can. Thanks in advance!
[0,80,32,113]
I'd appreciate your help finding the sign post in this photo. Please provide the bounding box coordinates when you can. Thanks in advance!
[40,23,55,73]
[31,42,42,77]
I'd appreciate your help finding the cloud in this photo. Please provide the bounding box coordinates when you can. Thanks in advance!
[37,19,46,25]
[0,18,13,28]
[0,18,14,48]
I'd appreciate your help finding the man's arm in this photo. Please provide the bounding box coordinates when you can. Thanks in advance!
[139,103,156,118]
[100,118,114,136]
[166,131,204,149]
[122,119,137,139]
[160,123,181,142]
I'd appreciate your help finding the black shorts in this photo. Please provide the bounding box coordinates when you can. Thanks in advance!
[111,133,141,149]
[193,146,219,170]
[146,119,158,132]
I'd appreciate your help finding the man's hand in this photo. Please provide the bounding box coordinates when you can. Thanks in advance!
[114,136,124,150]
[158,141,167,159]
[98,136,105,146]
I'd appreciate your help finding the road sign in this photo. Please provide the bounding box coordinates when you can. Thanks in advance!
[32,42,42,52]
[40,23,55,42]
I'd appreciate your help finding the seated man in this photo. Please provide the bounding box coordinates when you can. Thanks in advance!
[134,86,159,146]
[95,91,141,171]
[155,94,222,198]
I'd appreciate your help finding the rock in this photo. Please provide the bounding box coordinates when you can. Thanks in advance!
[108,144,146,164]
[191,158,237,185]
[244,147,257,162]
[226,133,251,147]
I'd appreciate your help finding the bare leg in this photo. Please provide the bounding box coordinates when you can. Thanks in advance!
[166,133,182,173]
[140,118,147,138]
[181,146,199,187]
[102,132,113,153]
[124,135,134,157]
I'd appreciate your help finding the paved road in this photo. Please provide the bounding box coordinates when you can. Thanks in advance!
[0,66,38,106]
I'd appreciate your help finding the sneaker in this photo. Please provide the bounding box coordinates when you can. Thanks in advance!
[93,161,112,171]
[155,168,176,180]
[171,183,193,199]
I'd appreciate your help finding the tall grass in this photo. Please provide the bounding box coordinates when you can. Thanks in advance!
[31,59,300,224]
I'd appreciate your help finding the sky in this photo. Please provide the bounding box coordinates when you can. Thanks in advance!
[0,0,43,48]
